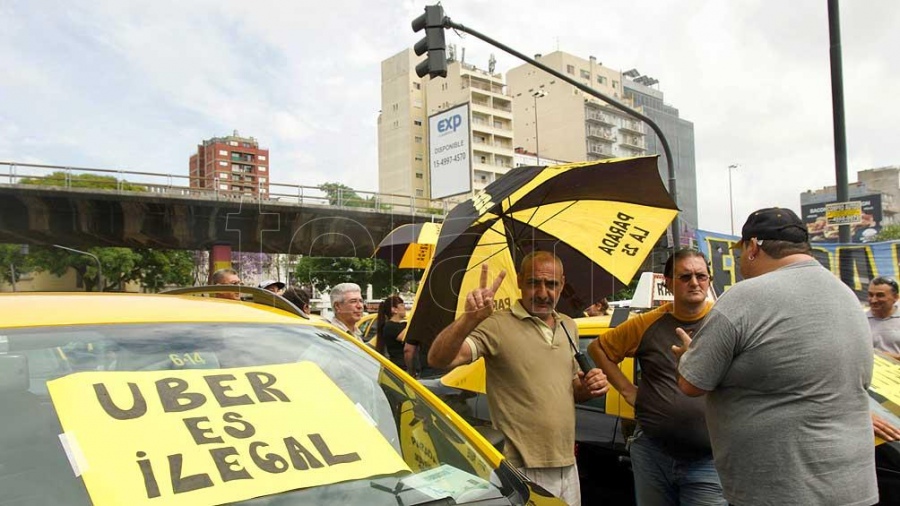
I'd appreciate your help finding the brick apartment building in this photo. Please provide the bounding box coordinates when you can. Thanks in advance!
[189,131,270,197]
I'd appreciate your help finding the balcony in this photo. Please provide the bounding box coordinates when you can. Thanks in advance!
[620,121,645,135]
[586,128,616,143]
[587,143,614,158]
[620,137,645,151]
[585,111,616,127]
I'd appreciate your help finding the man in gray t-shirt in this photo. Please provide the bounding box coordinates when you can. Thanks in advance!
[674,208,878,506]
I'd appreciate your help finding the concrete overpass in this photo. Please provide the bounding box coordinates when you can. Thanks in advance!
[0,163,446,257]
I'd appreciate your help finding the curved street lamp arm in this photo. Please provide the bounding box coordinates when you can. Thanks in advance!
[443,16,680,249]
[53,244,103,291]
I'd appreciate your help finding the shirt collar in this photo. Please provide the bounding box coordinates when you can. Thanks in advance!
[511,299,560,322]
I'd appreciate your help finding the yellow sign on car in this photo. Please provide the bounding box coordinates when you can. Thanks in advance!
[48,362,410,506]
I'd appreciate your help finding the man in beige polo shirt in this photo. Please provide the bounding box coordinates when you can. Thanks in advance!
[429,251,609,506]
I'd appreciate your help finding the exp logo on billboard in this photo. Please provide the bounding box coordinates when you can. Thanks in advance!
[437,114,463,134]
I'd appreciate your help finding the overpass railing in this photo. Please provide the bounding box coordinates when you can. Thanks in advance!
[0,161,450,218]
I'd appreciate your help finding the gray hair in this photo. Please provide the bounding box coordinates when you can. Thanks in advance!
[211,268,238,284]
[330,282,362,307]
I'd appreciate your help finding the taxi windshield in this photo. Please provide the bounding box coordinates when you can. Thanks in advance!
[0,323,519,505]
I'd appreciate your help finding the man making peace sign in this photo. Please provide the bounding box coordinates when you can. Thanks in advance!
[429,250,608,506]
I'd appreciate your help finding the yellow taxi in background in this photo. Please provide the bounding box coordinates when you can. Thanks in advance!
[0,287,565,506]
[357,312,378,343]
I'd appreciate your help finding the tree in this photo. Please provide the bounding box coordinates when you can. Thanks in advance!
[319,182,387,210]
[0,244,31,286]
[19,171,146,191]
[134,249,195,292]
[293,257,415,297]
[875,224,900,242]
[27,245,197,292]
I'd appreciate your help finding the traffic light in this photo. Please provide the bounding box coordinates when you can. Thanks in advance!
[411,5,447,79]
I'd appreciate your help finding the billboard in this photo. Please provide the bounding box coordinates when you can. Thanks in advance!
[428,103,472,199]
[801,194,883,243]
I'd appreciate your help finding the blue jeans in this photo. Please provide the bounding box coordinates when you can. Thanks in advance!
[629,430,726,506]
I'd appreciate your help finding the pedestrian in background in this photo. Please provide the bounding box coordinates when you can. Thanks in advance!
[210,268,241,300]
[585,297,610,317]
[868,276,900,359]
[589,249,725,506]
[282,286,311,314]
[429,251,609,506]
[674,208,877,506]
[258,279,286,295]
[375,295,407,369]
[329,283,364,340]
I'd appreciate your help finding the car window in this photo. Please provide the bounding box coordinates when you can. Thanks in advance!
[0,323,522,505]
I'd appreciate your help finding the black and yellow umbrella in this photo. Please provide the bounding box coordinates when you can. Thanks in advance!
[373,222,442,269]
[405,156,678,345]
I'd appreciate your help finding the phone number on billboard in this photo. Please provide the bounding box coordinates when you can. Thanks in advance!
[432,152,467,168]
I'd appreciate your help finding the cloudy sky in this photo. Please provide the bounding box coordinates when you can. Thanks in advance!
[1,0,897,234]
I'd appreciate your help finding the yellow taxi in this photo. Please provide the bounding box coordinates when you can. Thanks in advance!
[0,287,565,506]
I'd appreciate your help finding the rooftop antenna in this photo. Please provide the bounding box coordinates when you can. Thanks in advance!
[488,53,496,74]
[460,46,466,63]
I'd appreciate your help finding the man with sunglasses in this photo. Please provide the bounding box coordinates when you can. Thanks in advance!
[868,276,900,360]
[674,208,877,506]
[429,251,609,506]
[588,249,725,506]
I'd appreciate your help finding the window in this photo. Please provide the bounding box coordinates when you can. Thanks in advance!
[414,99,422,108]
[392,103,399,111]
[260,188,267,194]
[580,69,590,79]
[219,161,227,166]
[415,173,423,179]
[393,120,399,128]
[612,80,618,89]
[415,154,423,161]
[415,189,424,197]
[219,184,229,190]
[220,173,228,179]
[229,141,238,146]
[566,64,575,75]
[259,166,267,172]
[414,82,421,90]
[219,150,228,156]
[259,177,267,183]
[597,76,607,85]
[259,155,266,161]
[414,136,422,143]
[414,120,422,126]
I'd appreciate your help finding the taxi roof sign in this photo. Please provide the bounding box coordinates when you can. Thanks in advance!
[825,201,863,226]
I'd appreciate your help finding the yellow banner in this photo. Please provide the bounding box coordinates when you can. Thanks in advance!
[48,362,410,506]
[871,353,900,409]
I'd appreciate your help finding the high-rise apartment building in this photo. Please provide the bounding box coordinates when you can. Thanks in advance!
[507,51,697,243]
[624,77,698,235]
[189,131,270,197]
[378,48,514,203]
[507,52,646,164]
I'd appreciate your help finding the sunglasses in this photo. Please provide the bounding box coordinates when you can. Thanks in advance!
[675,273,710,283]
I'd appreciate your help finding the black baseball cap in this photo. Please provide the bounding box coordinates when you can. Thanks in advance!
[739,207,809,243]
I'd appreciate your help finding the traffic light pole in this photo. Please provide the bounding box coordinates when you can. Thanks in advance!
[436,16,681,249]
